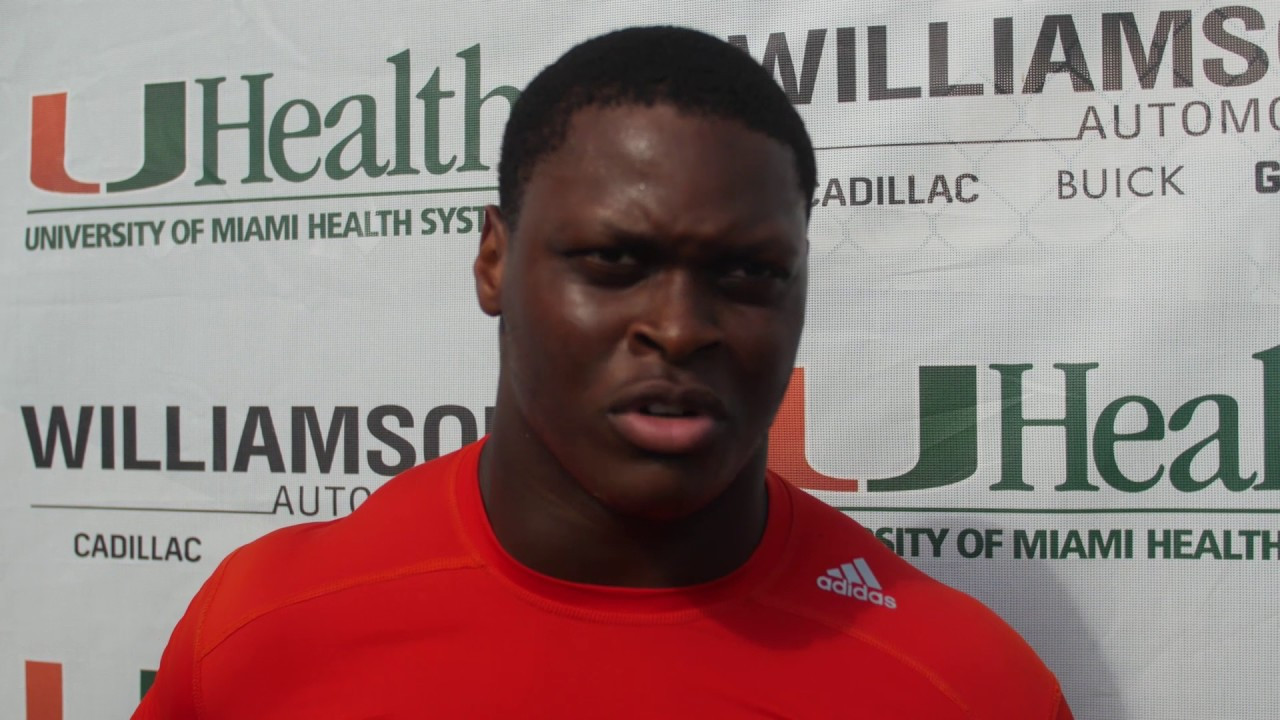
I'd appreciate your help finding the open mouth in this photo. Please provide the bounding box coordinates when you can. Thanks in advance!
[638,402,700,417]
[608,386,725,455]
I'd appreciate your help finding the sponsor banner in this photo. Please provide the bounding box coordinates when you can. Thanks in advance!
[2,1,1277,718]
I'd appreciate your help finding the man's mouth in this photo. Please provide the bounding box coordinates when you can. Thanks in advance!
[607,386,725,455]
[638,402,698,417]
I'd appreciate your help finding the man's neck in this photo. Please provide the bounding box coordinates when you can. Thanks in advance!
[476,420,769,589]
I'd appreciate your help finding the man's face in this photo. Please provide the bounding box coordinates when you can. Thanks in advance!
[476,103,808,521]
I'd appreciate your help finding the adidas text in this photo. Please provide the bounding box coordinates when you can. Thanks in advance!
[816,559,898,609]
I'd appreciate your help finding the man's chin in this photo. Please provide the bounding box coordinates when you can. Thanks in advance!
[584,465,737,523]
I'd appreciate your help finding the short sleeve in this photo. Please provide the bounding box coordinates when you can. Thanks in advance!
[132,552,237,720]
[1053,692,1075,720]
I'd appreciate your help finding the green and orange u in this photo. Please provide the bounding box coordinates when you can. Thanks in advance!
[30,82,185,194]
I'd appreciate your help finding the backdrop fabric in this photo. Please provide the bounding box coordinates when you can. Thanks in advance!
[2,2,1278,718]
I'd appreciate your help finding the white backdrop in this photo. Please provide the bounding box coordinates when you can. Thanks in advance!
[3,2,1278,718]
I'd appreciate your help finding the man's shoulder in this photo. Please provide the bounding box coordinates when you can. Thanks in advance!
[765,482,954,623]
[764,480,1066,717]
[196,447,481,651]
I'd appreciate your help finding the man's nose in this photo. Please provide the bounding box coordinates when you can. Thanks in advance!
[627,271,722,362]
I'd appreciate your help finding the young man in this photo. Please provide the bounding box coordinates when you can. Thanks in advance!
[136,27,1073,718]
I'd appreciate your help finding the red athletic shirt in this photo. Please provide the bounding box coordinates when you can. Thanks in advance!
[135,439,1072,719]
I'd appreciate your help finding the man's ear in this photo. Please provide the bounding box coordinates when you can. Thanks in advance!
[474,205,508,317]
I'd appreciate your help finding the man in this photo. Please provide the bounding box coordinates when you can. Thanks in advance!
[136,26,1073,718]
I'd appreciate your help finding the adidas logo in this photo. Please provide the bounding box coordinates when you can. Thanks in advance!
[816,558,898,609]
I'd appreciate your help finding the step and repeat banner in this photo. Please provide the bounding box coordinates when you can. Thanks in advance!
[3,1,1278,718]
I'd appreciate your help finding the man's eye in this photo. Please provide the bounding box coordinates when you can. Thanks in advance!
[569,248,647,286]
[716,260,791,304]
[584,248,638,266]
[724,260,785,281]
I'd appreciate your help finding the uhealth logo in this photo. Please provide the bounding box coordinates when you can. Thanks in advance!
[29,46,516,194]
[766,345,1280,493]
[24,661,153,719]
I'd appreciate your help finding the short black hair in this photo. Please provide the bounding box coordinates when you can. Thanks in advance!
[497,26,817,226]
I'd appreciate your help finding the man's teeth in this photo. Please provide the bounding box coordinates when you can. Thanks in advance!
[643,403,689,417]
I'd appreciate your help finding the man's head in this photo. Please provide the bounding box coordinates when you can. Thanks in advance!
[476,26,813,525]
[497,26,817,228]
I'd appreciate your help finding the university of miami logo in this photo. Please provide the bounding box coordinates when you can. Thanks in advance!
[25,661,155,719]
[767,345,1280,493]
[30,83,185,194]
[28,46,516,195]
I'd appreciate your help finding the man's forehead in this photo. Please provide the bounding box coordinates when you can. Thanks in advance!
[527,102,805,205]
[554,101,784,154]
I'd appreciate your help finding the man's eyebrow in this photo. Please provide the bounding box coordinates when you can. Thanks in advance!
[576,224,669,253]
[597,225,655,244]
[592,220,803,250]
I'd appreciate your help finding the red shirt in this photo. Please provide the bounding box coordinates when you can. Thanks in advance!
[136,440,1072,719]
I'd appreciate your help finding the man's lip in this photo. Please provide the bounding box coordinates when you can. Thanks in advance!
[607,412,719,455]
[607,380,728,418]
[606,380,728,455]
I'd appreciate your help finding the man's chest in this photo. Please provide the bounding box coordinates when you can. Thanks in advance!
[195,578,968,719]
